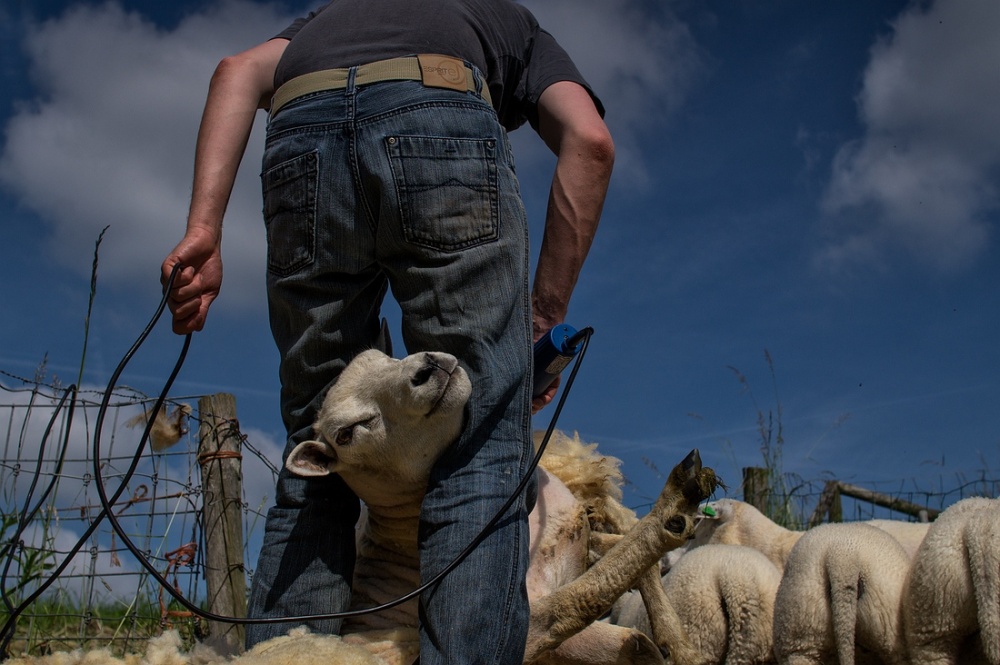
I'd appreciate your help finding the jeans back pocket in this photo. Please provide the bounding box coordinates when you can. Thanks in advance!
[386,135,499,252]
[261,150,319,276]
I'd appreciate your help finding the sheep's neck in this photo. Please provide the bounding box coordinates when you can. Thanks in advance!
[363,502,422,555]
[344,490,424,635]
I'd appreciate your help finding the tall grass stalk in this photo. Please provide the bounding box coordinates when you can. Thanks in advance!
[729,350,805,529]
[76,225,110,391]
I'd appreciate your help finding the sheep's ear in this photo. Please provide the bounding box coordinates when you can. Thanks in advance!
[700,503,720,520]
[286,440,336,476]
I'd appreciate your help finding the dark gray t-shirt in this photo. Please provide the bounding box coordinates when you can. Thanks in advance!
[273,0,603,131]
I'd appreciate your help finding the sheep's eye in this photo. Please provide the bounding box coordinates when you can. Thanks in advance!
[331,416,379,447]
[334,427,354,446]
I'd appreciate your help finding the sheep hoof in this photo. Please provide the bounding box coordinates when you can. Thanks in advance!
[680,448,701,473]
[665,515,687,536]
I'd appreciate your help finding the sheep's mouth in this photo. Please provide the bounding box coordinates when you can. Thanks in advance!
[425,368,457,418]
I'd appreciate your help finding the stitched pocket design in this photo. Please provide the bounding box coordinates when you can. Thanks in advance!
[386,135,499,252]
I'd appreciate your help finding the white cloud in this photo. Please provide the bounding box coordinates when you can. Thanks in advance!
[0,0,294,310]
[818,0,1000,272]
[522,0,708,185]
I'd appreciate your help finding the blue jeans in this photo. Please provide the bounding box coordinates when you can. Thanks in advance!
[245,65,534,665]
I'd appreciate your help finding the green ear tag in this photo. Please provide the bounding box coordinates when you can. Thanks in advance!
[701,505,717,517]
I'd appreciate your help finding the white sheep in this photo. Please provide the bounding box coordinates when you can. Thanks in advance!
[864,519,929,560]
[614,544,782,665]
[667,499,931,571]
[664,499,803,572]
[903,496,1000,665]
[772,521,911,665]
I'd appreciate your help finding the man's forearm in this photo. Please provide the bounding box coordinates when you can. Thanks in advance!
[531,100,614,337]
[186,40,287,240]
[532,151,611,336]
[531,81,614,339]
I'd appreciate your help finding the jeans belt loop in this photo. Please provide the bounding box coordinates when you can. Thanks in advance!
[269,54,493,118]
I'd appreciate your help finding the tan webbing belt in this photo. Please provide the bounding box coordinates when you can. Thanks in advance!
[270,54,492,117]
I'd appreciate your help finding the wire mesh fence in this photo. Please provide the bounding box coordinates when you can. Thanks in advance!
[0,370,278,657]
[732,463,999,532]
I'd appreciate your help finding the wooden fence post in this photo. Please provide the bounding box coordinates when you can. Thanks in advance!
[197,393,246,653]
[809,480,843,527]
[742,467,770,514]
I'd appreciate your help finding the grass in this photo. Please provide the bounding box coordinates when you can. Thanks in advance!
[1,595,205,657]
[725,350,809,529]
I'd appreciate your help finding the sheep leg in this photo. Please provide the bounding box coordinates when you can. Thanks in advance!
[589,532,697,665]
[588,531,621,565]
[535,621,664,665]
[524,449,719,664]
[632,567,700,665]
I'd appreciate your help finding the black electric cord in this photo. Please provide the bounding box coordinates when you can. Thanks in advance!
[1,263,594,648]
[0,384,77,611]
[0,262,190,655]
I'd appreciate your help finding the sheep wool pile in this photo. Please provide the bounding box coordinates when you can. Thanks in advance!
[4,628,397,665]
[533,429,635,533]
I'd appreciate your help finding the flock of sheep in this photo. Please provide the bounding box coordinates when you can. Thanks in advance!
[3,340,997,665]
[609,495,1000,665]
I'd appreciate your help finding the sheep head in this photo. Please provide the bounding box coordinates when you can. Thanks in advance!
[286,350,472,503]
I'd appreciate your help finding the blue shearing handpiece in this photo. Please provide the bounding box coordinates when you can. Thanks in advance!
[532,324,590,398]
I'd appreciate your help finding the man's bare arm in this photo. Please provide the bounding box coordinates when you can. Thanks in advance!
[532,81,614,337]
[185,37,288,240]
[531,81,614,409]
[161,38,288,334]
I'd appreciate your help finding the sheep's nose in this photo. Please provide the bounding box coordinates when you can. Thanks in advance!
[411,364,436,387]
[410,353,458,387]
[411,354,449,387]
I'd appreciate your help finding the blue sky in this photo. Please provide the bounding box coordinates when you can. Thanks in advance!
[1,0,998,523]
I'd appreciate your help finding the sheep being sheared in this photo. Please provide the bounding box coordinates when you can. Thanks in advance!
[539,430,712,664]
[772,521,911,665]
[286,349,720,665]
[903,496,1000,665]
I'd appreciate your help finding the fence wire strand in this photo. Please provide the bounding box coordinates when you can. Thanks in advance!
[0,376,277,656]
